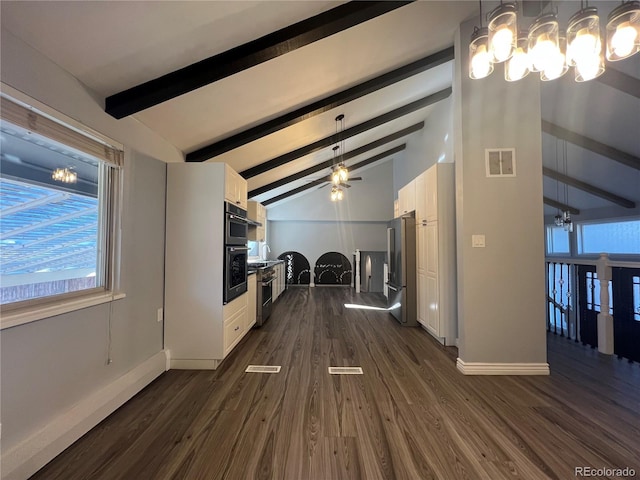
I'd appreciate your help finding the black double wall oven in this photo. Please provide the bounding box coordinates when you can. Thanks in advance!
[224,202,249,304]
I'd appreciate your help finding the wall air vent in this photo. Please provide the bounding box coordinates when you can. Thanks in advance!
[485,148,516,177]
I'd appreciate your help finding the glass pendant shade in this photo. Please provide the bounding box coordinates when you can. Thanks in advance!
[338,165,348,183]
[469,27,494,79]
[555,213,564,227]
[330,187,338,202]
[574,32,605,82]
[541,34,569,81]
[528,14,560,72]
[331,170,341,185]
[505,33,530,81]
[567,7,601,67]
[488,2,518,63]
[606,1,640,61]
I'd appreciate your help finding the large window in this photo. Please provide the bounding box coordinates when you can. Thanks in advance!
[0,96,122,309]
[577,219,640,255]
[546,225,570,255]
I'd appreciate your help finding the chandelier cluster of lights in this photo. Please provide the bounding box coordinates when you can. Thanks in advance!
[51,167,77,183]
[469,1,640,82]
[330,114,349,202]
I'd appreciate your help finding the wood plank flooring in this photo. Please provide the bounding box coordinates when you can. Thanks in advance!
[31,287,640,480]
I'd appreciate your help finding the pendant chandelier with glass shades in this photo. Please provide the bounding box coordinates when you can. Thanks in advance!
[330,114,349,202]
[469,0,640,82]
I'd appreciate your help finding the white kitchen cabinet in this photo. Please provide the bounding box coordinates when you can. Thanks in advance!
[247,273,257,329]
[223,292,248,356]
[272,261,285,302]
[415,163,456,345]
[247,200,266,242]
[165,162,250,369]
[224,163,247,209]
[397,179,416,215]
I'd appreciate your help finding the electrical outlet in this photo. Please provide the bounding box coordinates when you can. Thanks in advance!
[157,307,163,323]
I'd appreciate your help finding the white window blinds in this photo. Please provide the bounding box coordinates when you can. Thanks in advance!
[0,96,123,167]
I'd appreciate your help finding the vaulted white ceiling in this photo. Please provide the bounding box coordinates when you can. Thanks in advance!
[1,1,638,214]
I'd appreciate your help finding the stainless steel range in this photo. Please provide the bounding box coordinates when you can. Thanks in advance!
[250,264,275,326]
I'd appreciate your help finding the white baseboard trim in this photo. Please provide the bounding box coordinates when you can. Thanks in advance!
[456,359,550,376]
[1,350,168,480]
[170,358,220,370]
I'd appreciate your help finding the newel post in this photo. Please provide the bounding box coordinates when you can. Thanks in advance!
[596,253,614,355]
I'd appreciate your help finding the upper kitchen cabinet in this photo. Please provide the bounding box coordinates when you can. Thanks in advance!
[398,179,416,216]
[225,164,247,209]
[247,200,266,242]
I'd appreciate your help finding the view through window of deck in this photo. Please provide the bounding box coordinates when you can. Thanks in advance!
[0,97,121,307]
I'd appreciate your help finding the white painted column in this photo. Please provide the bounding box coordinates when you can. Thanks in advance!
[596,253,614,355]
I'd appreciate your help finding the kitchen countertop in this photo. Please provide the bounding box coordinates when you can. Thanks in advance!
[248,260,284,271]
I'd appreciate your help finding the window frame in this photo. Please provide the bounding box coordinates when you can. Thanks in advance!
[0,90,125,329]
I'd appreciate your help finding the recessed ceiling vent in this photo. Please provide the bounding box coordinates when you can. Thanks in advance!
[485,148,516,177]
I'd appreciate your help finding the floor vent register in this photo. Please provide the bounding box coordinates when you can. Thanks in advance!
[328,367,364,375]
[245,365,282,373]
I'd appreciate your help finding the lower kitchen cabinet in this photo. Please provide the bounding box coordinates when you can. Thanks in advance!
[223,293,248,357]
[272,261,286,302]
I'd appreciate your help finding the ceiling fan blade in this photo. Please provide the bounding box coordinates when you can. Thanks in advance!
[348,177,362,181]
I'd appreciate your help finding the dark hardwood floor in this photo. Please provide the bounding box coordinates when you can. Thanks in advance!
[32,287,640,480]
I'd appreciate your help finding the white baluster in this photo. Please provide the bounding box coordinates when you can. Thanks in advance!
[596,252,614,355]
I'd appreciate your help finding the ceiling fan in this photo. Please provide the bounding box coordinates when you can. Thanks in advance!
[318,176,362,189]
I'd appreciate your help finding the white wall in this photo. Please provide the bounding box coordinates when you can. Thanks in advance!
[394,95,454,193]
[1,28,174,478]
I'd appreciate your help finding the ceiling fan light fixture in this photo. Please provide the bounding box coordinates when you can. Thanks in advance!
[505,32,531,81]
[330,186,343,202]
[488,2,518,63]
[528,13,560,73]
[606,1,640,61]
[469,27,494,79]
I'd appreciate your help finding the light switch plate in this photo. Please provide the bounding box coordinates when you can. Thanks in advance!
[472,234,486,248]
[157,307,163,323]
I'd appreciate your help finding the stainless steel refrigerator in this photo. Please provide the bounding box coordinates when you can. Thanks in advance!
[386,211,417,326]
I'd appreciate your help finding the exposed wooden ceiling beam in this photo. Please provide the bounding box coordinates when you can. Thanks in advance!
[241,88,450,179]
[542,167,636,208]
[262,144,404,206]
[596,67,640,99]
[543,197,580,215]
[542,120,640,171]
[248,122,422,197]
[105,1,413,119]
[186,46,453,162]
